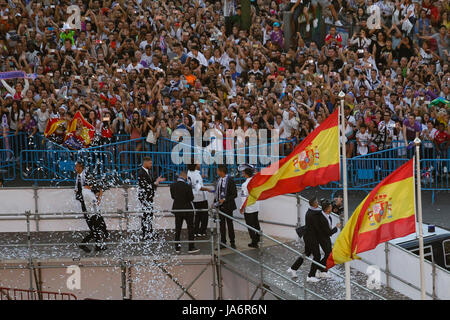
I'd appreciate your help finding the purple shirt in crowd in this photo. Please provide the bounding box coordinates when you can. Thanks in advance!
[403,119,421,140]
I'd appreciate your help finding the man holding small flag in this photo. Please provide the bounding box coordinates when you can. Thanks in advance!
[64,111,95,147]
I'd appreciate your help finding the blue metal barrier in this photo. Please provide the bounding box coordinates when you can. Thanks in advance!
[0,149,15,181]
[421,158,450,203]
[4,134,448,204]
[118,151,189,184]
[117,138,291,185]
[20,149,114,183]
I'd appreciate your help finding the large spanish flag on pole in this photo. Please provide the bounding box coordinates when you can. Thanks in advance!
[242,108,340,208]
[327,159,416,269]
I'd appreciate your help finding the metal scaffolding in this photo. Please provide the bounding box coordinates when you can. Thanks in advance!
[0,205,393,301]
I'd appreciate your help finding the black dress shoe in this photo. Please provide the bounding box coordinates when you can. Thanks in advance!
[78,244,91,253]
[248,242,259,248]
[230,243,237,249]
[95,245,107,252]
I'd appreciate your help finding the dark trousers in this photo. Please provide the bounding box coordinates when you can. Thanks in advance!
[79,199,108,246]
[219,209,235,244]
[244,211,260,244]
[140,202,154,238]
[225,16,233,37]
[291,236,321,278]
[318,240,332,273]
[193,200,209,235]
[174,212,195,250]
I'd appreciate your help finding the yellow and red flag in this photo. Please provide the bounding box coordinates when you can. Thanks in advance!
[43,118,66,137]
[64,111,95,145]
[242,108,340,209]
[327,159,416,269]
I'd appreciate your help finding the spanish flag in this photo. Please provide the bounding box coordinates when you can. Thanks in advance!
[327,159,416,269]
[44,118,66,137]
[242,108,340,209]
[64,111,95,145]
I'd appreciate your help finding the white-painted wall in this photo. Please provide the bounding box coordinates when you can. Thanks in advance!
[0,187,448,300]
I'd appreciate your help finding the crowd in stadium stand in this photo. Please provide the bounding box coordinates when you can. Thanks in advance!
[0,0,448,160]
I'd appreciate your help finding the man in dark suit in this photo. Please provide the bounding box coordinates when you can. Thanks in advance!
[287,197,322,282]
[137,157,165,241]
[215,164,237,249]
[170,171,200,254]
[313,199,341,279]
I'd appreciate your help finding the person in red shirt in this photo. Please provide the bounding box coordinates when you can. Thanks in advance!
[325,26,342,48]
[434,122,449,161]
[422,0,440,26]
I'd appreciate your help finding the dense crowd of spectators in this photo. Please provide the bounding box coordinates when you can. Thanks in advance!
[0,0,448,161]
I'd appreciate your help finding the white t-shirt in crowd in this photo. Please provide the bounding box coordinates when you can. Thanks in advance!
[356,130,370,155]
[34,109,50,133]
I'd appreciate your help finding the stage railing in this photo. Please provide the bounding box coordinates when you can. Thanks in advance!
[0,206,390,300]
[0,286,77,300]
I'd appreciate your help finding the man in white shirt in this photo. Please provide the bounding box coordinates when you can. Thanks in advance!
[34,103,50,134]
[239,164,261,248]
[282,107,299,138]
[402,87,413,106]
[377,111,396,133]
[187,45,208,67]
[187,164,213,237]
[274,113,287,139]
[141,45,153,67]
[139,32,154,50]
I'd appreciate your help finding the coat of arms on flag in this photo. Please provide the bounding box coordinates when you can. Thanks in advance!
[367,194,393,226]
[292,145,320,172]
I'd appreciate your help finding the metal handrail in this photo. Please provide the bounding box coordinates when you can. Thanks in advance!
[0,286,77,300]
[1,204,436,300]
[218,240,327,300]
[0,207,359,300]
[1,192,444,299]
[215,209,387,300]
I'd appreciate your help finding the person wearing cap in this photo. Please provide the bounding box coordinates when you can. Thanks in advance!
[270,22,283,49]
[58,105,67,119]
[239,164,261,248]
[287,196,322,282]
[313,199,341,278]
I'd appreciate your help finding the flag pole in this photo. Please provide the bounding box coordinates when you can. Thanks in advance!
[338,92,351,300]
[414,138,426,300]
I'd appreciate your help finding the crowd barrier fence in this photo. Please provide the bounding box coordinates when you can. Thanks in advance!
[0,134,448,202]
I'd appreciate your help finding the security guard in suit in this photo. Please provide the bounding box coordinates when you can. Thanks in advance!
[170,171,200,254]
[287,197,323,282]
[314,199,341,278]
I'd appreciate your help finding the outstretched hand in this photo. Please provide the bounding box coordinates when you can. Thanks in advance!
[156,176,166,184]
